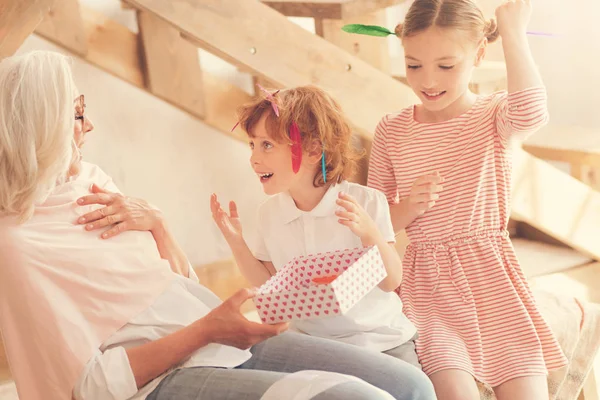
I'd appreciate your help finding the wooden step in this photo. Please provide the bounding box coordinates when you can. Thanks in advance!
[530,261,600,304]
[513,237,592,278]
[523,125,600,190]
[524,125,600,167]
[262,0,404,19]
[511,146,600,261]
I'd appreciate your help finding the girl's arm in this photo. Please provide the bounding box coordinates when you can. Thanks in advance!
[389,173,444,234]
[496,0,543,92]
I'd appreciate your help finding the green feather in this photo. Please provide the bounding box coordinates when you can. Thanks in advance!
[341,24,394,37]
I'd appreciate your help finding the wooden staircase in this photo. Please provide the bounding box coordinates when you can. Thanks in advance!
[524,124,600,191]
[3,1,597,256]
[261,0,403,19]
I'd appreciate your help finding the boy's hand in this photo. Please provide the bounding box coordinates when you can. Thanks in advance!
[211,194,243,244]
[336,192,382,246]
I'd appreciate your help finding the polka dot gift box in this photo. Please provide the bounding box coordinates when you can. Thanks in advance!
[253,246,387,324]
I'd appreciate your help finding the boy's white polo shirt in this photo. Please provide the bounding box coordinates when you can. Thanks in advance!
[252,181,416,351]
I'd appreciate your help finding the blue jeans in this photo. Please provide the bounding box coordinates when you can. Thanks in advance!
[147,332,436,400]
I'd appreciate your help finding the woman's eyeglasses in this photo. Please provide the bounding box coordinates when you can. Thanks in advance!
[74,94,85,123]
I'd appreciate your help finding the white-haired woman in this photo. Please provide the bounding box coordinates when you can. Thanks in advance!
[0,51,435,400]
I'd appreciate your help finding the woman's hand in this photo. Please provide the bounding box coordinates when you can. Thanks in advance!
[77,184,164,239]
[201,288,288,349]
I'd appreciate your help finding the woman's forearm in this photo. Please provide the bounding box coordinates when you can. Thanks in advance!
[125,320,208,389]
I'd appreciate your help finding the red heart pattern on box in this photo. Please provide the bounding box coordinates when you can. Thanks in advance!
[254,246,387,324]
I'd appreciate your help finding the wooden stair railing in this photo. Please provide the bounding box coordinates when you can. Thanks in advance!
[1,0,597,259]
[523,125,600,191]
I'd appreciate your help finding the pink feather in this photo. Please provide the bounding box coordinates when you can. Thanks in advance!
[257,84,280,117]
[290,122,302,173]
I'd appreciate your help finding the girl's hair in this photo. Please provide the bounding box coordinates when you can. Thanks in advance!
[236,85,361,187]
[395,0,499,44]
[0,51,77,222]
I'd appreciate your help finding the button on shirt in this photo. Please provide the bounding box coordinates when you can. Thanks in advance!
[251,181,416,351]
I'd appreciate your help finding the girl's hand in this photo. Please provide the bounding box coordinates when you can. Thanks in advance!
[335,192,382,246]
[496,0,532,39]
[407,172,444,217]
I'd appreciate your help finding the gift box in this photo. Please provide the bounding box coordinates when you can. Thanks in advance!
[253,246,387,324]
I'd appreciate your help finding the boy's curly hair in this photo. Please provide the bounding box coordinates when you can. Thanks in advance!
[236,85,362,187]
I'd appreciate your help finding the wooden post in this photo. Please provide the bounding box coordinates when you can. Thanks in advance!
[39,5,250,141]
[316,9,391,72]
[0,0,55,60]
[137,11,206,119]
[571,163,585,181]
[35,0,87,56]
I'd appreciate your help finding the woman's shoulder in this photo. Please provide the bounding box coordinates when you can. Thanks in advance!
[76,162,112,183]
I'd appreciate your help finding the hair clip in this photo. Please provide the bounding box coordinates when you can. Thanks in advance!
[257,84,280,117]
[231,85,281,132]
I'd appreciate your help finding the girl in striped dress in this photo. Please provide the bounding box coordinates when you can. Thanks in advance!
[366,1,568,399]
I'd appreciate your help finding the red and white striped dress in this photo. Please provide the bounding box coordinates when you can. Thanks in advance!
[367,87,568,387]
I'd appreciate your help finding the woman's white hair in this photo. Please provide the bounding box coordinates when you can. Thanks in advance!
[0,51,76,222]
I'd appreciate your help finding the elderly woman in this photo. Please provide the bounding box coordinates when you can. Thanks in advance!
[0,51,435,400]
